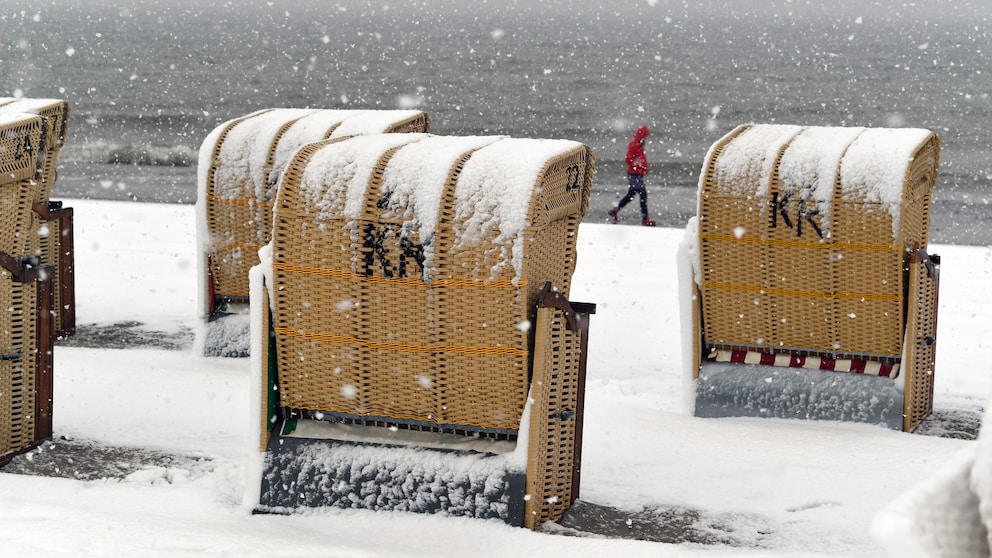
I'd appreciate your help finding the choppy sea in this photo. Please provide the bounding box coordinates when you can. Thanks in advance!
[2,0,990,243]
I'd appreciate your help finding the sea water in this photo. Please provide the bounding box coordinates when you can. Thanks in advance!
[2,0,990,243]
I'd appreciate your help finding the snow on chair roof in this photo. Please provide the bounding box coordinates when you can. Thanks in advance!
[711,124,802,197]
[269,109,355,187]
[329,109,430,138]
[298,133,430,220]
[210,108,316,201]
[777,126,865,230]
[840,127,935,238]
[454,138,587,281]
[703,123,939,244]
[378,135,505,282]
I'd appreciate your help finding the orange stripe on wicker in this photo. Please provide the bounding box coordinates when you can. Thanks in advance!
[273,326,528,356]
[273,261,527,288]
[699,233,902,253]
[703,281,904,302]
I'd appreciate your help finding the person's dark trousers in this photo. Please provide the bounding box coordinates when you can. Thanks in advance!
[619,173,648,217]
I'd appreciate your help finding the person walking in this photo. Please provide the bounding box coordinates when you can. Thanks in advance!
[609,125,656,226]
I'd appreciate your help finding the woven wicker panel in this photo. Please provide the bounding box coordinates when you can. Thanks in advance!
[1,106,67,291]
[1,101,72,267]
[904,253,939,431]
[434,141,592,429]
[203,109,430,301]
[205,108,310,299]
[0,102,74,336]
[524,303,581,529]
[0,99,71,201]
[271,136,593,431]
[698,200,771,347]
[698,124,939,361]
[271,135,434,423]
[830,246,904,355]
[0,114,44,187]
[0,177,44,258]
[0,116,46,259]
[699,125,795,349]
[0,272,18,456]
[0,273,37,458]
[899,133,942,251]
[202,110,270,300]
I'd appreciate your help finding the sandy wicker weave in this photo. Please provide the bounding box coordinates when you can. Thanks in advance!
[0,113,44,186]
[0,100,73,334]
[904,251,939,432]
[201,109,430,305]
[524,296,584,528]
[697,124,940,360]
[0,107,60,460]
[269,135,594,432]
[0,99,71,202]
[0,270,40,460]
[0,114,46,258]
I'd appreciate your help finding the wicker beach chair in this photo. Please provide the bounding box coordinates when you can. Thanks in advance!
[252,134,596,528]
[0,98,74,337]
[0,113,56,464]
[684,124,941,432]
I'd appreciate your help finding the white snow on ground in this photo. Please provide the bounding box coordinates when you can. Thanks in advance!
[1,199,990,557]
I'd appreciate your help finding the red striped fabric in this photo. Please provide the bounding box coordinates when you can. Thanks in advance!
[709,349,899,378]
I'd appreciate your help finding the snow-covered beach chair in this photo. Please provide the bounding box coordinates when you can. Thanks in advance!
[196,109,429,356]
[0,113,57,464]
[0,97,74,338]
[681,124,941,432]
[247,133,596,528]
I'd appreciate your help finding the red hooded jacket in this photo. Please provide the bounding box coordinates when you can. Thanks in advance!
[626,125,650,175]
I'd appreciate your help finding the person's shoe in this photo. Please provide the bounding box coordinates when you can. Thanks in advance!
[641,217,656,227]
[607,208,619,223]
